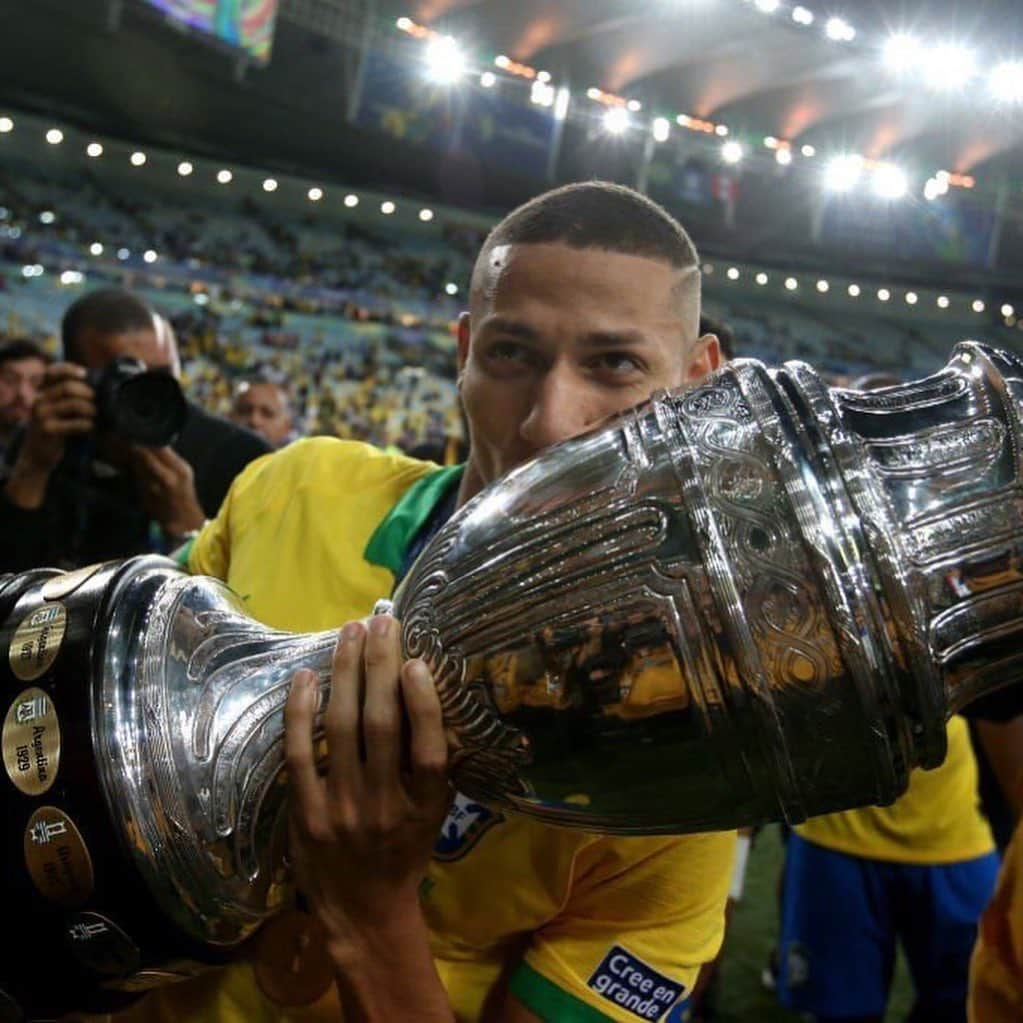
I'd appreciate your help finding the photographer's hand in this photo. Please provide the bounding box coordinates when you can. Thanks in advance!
[5,363,95,510]
[130,445,206,539]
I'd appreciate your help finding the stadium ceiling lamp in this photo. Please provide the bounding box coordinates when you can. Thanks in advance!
[262,178,278,192]
[445,282,458,295]
[784,277,798,290]
[307,187,324,201]
[652,117,671,143]
[216,169,233,184]
[177,161,193,176]
[791,6,814,26]
[921,44,976,91]
[755,272,769,285]
[825,17,855,42]
[989,61,1023,103]
[143,250,158,264]
[721,140,743,164]
[130,151,147,167]
[0,116,13,133]
[848,283,861,297]
[380,201,396,214]
[419,208,434,222]
[726,267,740,280]
[86,142,103,158]
[344,194,359,208]
[937,295,950,308]
[480,71,496,88]
[602,107,630,135]
[823,153,863,192]
[877,288,891,302]
[45,128,63,145]
[872,163,909,200]
[973,299,986,313]
[425,35,466,85]
[905,291,918,305]
[89,242,103,256]
[1002,303,1015,318]
[883,33,923,73]
[816,279,830,293]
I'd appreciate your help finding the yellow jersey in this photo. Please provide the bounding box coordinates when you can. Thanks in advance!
[115,437,735,1023]
[796,714,994,865]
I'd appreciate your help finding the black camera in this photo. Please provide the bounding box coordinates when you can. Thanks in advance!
[87,356,188,447]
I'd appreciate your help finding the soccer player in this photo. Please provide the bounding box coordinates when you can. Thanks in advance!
[117,182,732,1022]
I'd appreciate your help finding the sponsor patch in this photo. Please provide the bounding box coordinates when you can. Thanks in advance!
[587,946,686,1021]
[433,791,502,861]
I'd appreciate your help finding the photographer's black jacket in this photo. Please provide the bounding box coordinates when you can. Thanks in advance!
[0,402,270,572]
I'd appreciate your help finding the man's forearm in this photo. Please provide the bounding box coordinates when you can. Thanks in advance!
[4,458,50,509]
[328,906,454,1023]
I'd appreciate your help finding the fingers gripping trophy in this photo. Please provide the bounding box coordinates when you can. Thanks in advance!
[3,343,1023,1017]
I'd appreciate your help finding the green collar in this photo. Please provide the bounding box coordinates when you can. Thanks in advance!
[364,464,465,574]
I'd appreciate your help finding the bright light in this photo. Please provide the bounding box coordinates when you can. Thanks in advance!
[877,288,891,302]
[715,124,729,137]
[381,201,396,214]
[480,71,496,88]
[873,163,909,200]
[130,151,146,166]
[755,272,768,285]
[848,283,861,297]
[20,264,43,278]
[989,62,1023,102]
[937,295,950,309]
[652,117,670,143]
[603,107,629,135]
[344,194,359,208]
[396,17,412,31]
[754,0,779,12]
[627,99,642,112]
[445,282,458,295]
[923,177,945,201]
[0,117,12,133]
[554,87,571,121]
[801,143,816,157]
[46,128,63,145]
[419,208,434,222]
[217,169,233,184]
[792,6,814,25]
[785,277,798,291]
[776,147,793,166]
[726,267,740,280]
[39,211,55,225]
[89,242,103,256]
[816,279,830,293]
[884,34,923,73]
[921,44,976,91]
[530,80,554,106]
[496,56,511,69]
[60,270,83,285]
[973,299,986,313]
[263,178,278,192]
[117,247,130,261]
[177,161,193,176]
[537,71,552,84]
[308,187,323,201]
[143,249,158,264]
[824,153,863,192]
[721,140,743,164]
[906,291,918,305]
[86,142,103,158]
[1002,303,1015,317]
[425,35,465,85]
[825,17,855,42]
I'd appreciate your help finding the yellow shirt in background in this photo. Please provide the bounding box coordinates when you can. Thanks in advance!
[126,436,736,1023]
[797,714,994,864]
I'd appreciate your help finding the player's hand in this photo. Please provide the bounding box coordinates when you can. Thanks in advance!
[284,616,451,947]
[16,363,96,475]
[129,445,205,538]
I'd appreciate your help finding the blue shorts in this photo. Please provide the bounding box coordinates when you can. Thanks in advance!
[777,832,999,1021]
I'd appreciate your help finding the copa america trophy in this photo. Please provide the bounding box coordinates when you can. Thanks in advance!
[2,341,1022,1017]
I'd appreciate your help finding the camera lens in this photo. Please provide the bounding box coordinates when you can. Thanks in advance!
[112,372,187,446]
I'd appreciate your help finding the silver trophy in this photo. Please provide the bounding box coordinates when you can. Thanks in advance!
[2,341,1021,1016]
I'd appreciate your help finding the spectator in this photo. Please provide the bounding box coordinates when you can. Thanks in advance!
[0,288,270,571]
[0,338,49,461]
[230,375,295,448]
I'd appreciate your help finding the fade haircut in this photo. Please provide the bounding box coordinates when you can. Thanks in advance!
[61,288,155,363]
[471,181,701,323]
[0,338,50,369]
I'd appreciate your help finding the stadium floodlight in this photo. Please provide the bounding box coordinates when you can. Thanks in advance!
[445,282,458,295]
[216,169,233,184]
[480,71,496,88]
[39,211,55,225]
[816,279,830,293]
[825,17,855,42]
[792,6,814,26]
[754,0,779,13]
[86,142,103,158]
[823,153,863,192]
[0,117,13,133]
[937,295,950,309]
[395,17,412,31]
[307,187,324,201]
[877,288,891,302]
[117,248,130,261]
[776,147,793,166]
[801,143,816,157]
[46,128,63,145]
[721,140,743,164]
[785,277,798,291]
[848,283,861,297]
[755,272,768,285]
[872,163,909,200]
[380,201,396,214]
[60,270,83,285]
[130,151,146,167]
[715,124,729,136]
[425,35,466,85]
[906,291,918,305]
[1002,303,1015,318]
[143,250,158,264]
[652,117,670,143]
[921,44,976,91]
[973,299,986,313]
[344,194,359,208]
[419,208,434,222]
[603,107,629,135]
[883,34,923,72]
[726,267,740,280]
[262,178,278,192]
[89,242,103,256]
[627,99,642,112]
[177,161,193,176]
[989,61,1023,103]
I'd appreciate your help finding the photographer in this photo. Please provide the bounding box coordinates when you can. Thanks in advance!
[0,288,270,571]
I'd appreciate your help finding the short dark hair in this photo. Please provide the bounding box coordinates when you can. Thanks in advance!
[699,313,736,361]
[0,338,50,369]
[471,182,701,319]
[61,288,155,363]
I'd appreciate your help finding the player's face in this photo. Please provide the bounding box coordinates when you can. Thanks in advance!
[232,384,292,447]
[458,242,718,491]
